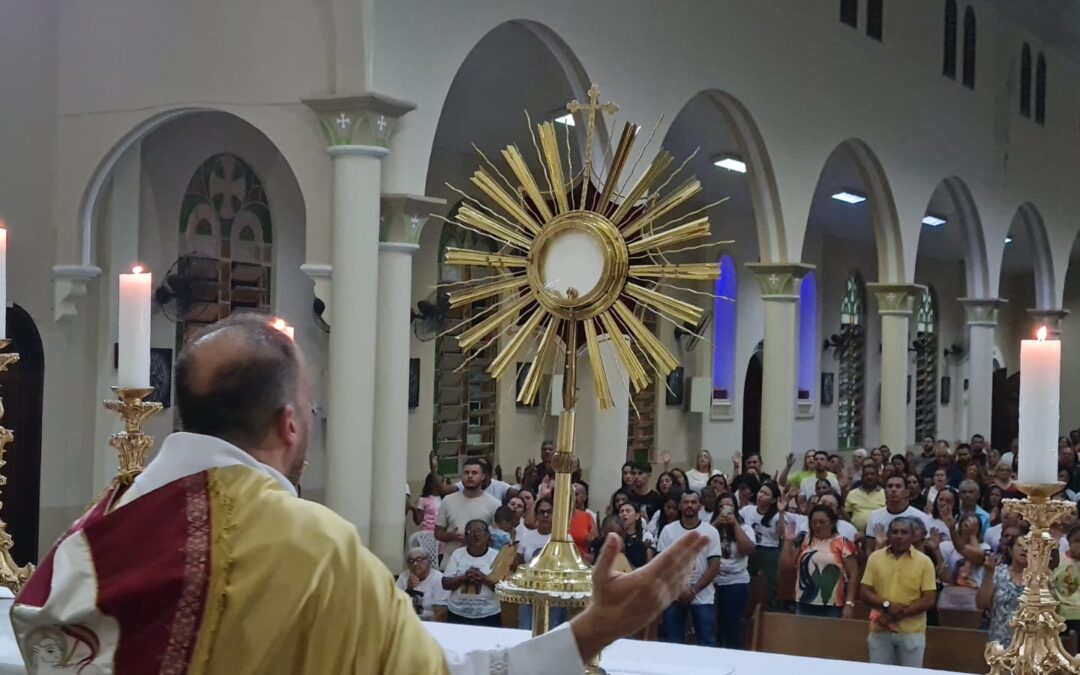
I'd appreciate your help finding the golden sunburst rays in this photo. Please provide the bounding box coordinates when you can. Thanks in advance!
[443,85,725,411]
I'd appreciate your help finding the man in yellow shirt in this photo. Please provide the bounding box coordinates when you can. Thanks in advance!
[846,460,886,533]
[860,516,938,668]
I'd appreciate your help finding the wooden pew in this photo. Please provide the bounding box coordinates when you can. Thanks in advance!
[749,607,993,674]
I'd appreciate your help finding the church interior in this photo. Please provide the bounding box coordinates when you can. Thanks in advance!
[0,0,1079,672]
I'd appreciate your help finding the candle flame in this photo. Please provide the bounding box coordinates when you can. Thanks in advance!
[132,265,144,275]
[271,318,295,340]
[1038,325,1048,341]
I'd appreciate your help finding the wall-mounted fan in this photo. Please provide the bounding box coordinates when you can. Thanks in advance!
[153,259,194,323]
[411,290,450,342]
[674,309,713,352]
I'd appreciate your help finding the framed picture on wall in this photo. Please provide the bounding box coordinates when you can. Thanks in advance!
[147,348,173,409]
[940,376,951,405]
[665,367,685,406]
[408,358,420,409]
[821,372,834,406]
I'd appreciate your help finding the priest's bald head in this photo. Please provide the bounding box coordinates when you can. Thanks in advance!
[175,314,313,484]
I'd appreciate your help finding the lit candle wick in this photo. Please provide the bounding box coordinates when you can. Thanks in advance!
[1037,325,1047,341]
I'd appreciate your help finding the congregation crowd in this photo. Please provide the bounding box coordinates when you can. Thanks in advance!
[398,434,1080,669]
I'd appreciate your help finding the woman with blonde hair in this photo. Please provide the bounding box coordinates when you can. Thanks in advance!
[686,450,723,492]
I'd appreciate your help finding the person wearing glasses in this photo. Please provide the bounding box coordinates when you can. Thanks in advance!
[396,547,448,621]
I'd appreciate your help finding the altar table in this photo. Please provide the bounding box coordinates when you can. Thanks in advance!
[425,622,967,675]
[0,591,968,674]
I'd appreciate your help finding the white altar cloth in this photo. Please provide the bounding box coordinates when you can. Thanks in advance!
[0,593,967,674]
[424,622,966,675]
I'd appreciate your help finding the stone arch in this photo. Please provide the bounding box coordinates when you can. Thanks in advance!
[424,19,599,203]
[1013,202,1055,309]
[671,90,787,264]
[914,175,990,298]
[801,138,905,283]
[842,139,904,283]
[77,107,307,268]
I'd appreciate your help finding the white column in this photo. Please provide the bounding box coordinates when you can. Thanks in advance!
[747,263,813,473]
[870,284,923,456]
[590,338,630,511]
[959,298,1006,441]
[304,94,415,544]
[369,194,443,570]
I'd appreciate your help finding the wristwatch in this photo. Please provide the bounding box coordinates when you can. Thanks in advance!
[881,600,891,611]
[845,600,856,608]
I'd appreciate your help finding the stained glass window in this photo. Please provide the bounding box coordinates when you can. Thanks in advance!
[798,272,817,400]
[1020,44,1032,118]
[962,6,977,88]
[178,153,272,343]
[943,0,957,79]
[712,256,736,401]
[837,272,866,449]
[915,287,938,441]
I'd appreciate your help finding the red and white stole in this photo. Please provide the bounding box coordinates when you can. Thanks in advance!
[12,472,212,674]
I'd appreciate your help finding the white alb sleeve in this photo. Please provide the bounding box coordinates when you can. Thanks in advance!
[443,624,585,675]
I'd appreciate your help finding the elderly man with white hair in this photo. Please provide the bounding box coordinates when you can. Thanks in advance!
[852,448,868,483]
[396,547,450,621]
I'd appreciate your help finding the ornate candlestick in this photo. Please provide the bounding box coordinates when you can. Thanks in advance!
[102,386,163,483]
[986,482,1080,674]
[0,340,33,592]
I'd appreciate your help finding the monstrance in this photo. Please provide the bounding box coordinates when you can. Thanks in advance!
[442,85,724,642]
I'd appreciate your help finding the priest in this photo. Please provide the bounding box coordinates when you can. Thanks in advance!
[11,314,706,674]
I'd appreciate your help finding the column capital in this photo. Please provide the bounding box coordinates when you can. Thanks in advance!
[745,262,815,300]
[301,263,332,325]
[1028,308,1070,338]
[379,193,446,246]
[958,297,1008,326]
[303,92,416,148]
[867,283,925,316]
[52,264,101,321]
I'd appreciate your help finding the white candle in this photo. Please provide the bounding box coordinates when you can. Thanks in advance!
[0,227,8,339]
[118,265,151,388]
[1018,325,1060,485]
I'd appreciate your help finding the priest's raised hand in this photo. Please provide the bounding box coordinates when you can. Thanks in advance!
[569,531,709,662]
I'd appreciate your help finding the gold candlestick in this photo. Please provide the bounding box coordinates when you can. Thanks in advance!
[0,340,33,592]
[103,386,163,483]
[986,482,1080,674]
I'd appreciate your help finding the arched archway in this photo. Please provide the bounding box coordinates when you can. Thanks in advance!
[79,109,315,493]
[417,19,596,477]
[801,139,902,450]
[913,176,988,442]
[742,342,764,455]
[78,108,310,270]
[994,203,1055,452]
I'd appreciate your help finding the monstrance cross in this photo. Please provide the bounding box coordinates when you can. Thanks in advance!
[566,85,618,206]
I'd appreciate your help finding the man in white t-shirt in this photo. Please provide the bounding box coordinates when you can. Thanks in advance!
[435,458,501,568]
[865,475,932,552]
[799,450,840,500]
[396,547,449,621]
[656,491,722,647]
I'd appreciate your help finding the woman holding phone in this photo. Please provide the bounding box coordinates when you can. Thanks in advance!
[713,493,755,648]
